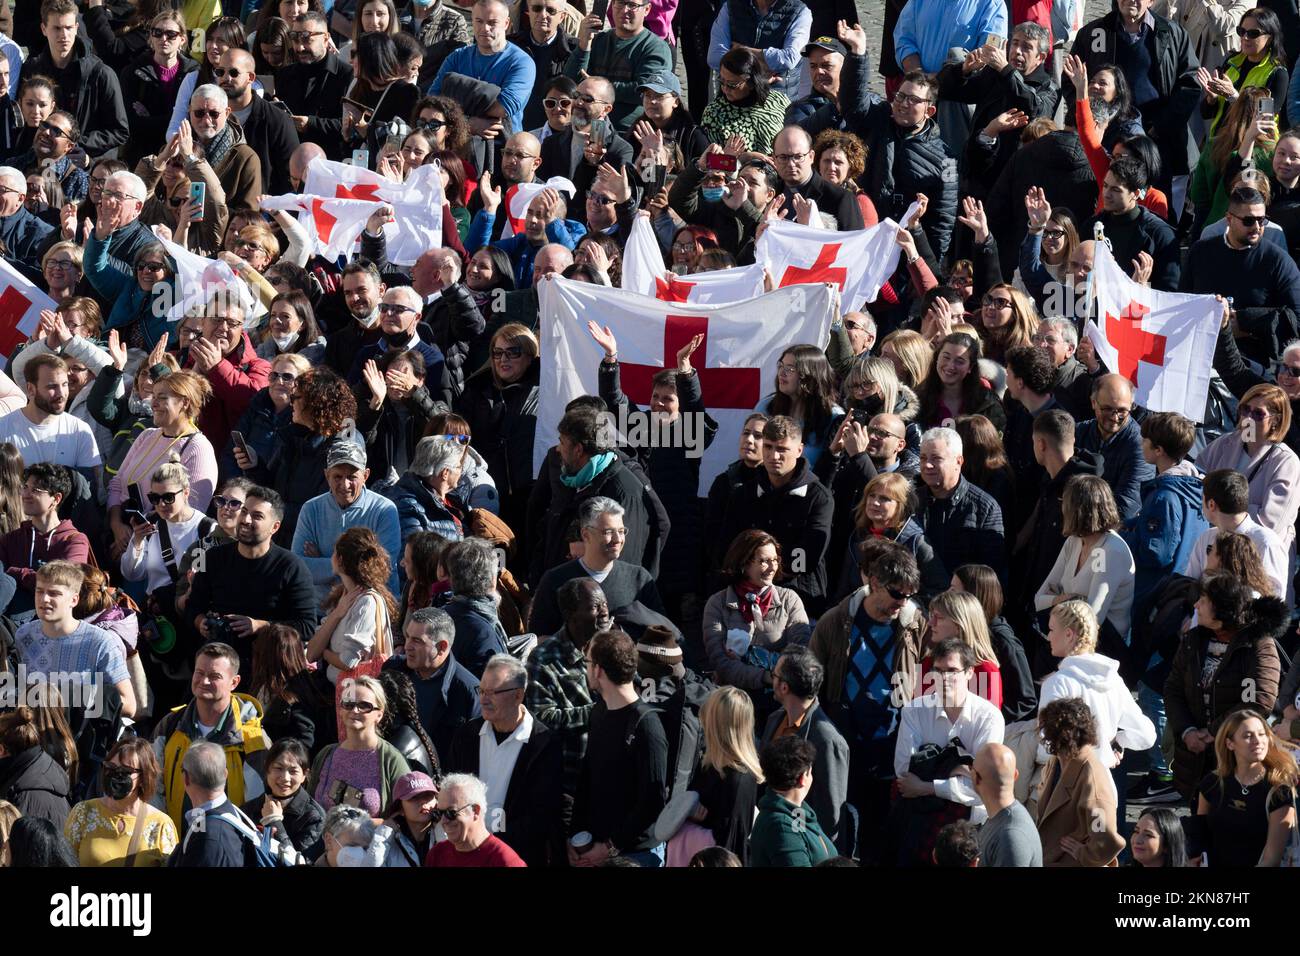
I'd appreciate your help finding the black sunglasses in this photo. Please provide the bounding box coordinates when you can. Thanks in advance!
[885,586,917,601]
[430,804,472,823]
[212,494,244,510]
[1237,26,1267,38]
[340,699,378,713]
[147,490,180,506]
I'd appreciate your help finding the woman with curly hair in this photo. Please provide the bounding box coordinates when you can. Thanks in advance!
[378,669,438,778]
[1036,696,1125,866]
[241,366,358,545]
[813,129,878,226]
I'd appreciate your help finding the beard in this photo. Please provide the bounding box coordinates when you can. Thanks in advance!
[34,393,65,415]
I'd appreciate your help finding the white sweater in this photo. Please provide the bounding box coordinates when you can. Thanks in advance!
[120,510,208,593]
[1033,531,1136,637]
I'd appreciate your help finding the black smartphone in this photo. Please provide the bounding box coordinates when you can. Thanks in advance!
[591,0,609,20]
[231,430,249,459]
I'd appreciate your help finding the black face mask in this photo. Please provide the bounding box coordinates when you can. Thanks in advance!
[856,393,885,416]
[103,766,135,800]
[384,328,412,348]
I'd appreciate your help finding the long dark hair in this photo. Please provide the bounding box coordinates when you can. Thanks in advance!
[767,344,836,435]
[1241,7,1287,65]
[327,527,400,626]
[198,16,250,85]
[955,414,1014,490]
[918,332,986,424]
[378,669,440,777]
[720,46,770,108]
[269,290,322,351]
[8,817,77,867]
[1091,63,1136,123]
[250,623,313,706]
[1134,808,1188,867]
[354,31,405,90]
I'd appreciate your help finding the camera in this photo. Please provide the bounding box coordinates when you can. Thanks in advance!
[205,613,236,643]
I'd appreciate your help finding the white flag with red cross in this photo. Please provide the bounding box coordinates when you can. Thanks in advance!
[302,157,444,265]
[261,193,383,260]
[621,214,766,304]
[156,237,254,323]
[755,203,919,309]
[536,276,838,495]
[1084,241,1222,422]
[0,259,54,359]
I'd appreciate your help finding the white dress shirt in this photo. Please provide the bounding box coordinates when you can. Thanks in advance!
[894,692,1005,823]
[478,709,533,827]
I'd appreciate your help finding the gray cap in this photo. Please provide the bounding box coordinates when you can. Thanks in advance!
[325,440,367,471]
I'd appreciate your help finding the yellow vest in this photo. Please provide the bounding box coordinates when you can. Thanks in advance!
[162,693,267,827]
[1210,53,1281,136]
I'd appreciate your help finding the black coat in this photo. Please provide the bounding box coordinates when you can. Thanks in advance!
[26,38,129,158]
[354,384,443,487]
[241,783,326,854]
[83,5,150,72]
[276,52,354,149]
[239,94,302,196]
[261,670,335,755]
[782,169,864,232]
[989,616,1038,723]
[717,457,834,611]
[0,745,70,830]
[453,362,540,502]
[118,51,199,166]
[913,476,1006,583]
[703,459,762,581]
[248,423,341,547]
[382,653,481,763]
[447,713,564,867]
[512,29,577,132]
[385,721,437,777]
[170,798,253,867]
[537,127,637,213]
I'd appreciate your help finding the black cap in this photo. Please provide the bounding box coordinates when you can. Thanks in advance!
[803,36,848,57]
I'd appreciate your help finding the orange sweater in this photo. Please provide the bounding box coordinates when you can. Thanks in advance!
[1075,98,1169,220]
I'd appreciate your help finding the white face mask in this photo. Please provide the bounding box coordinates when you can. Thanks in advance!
[357,308,380,329]
[271,332,297,352]
[336,845,368,867]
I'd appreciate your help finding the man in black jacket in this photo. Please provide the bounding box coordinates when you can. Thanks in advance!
[716,415,834,613]
[771,125,863,231]
[279,11,354,155]
[26,0,128,158]
[937,22,1060,201]
[1087,155,1179,291]
[170,742,259,868]
[324,258,386,375]
[790,36,847,133]
[447,654,563,867]
[1069,0,1200,194]
[538,76,636,211]
[915,425,1006,582]
[384,606,482,761]
[837,23,956,256]
[218,47,301,196]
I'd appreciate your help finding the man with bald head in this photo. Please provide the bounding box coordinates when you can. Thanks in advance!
[216,47,300,195]
[771,125,862,230]
[430,0,536,136]
[867,413,917,479]
[289,142,326,192]
[410,247,485,400]
[1075,374,1154,521]
[972,742,1041,866]
[539,74,635,201]
[481,130,543,242]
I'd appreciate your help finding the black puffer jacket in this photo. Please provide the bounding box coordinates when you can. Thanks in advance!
[913,476,1006,582]
[241,783,326,855]
[355,384,443,488]
[0,744,71,830]
[839,51,958,259]
[986,129,1097,277]
[453,362,539,502]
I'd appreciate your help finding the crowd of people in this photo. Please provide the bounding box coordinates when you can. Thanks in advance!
[0,0,1299,870]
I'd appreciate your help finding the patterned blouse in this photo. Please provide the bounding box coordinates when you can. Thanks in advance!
[700,90,792,155]
[64,799,178,867]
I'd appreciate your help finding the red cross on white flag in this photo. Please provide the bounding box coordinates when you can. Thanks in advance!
[261,193,383,260]
[536,276,838,494]
[0,259,54,358]
[302,157,445,265]
[1084,241,1222,421]
[621,214,766,304]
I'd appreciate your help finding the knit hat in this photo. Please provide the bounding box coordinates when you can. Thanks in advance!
[636,624,683,679]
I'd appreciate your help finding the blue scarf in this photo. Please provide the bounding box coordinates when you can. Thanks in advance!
[560,451,614,489]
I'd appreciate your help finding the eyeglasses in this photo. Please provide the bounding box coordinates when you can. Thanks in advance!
[1229,212,1269,227]
[205,316,243,329]
[268,371,298,384]
[179,326,203,339]
[213,494,245,510]
[289,30,327,41]
[340,699,378,713]
[430,804,472,823]
[378,303,418,317]
[136,261,167,274]
[982,294,1012,309]
[503,149,538,161]
[867,427,904,441]
[101,189,142,203]
[543,97,572,110]
[37,121,70,139]
[1279,363,1300,378]
[1237,25,1267,38]
[45,258,75,269]
[492,346,524,360]
[777,363,798,375]
[772,151,809,163]
[577,94,609,106]
[191,109,223,121]
[671,241,698,253]
[588,193,616,205]
[167,196,188,207]
[892,91,932,107]
[885,586,917,601]
[147,490,181,505]
[1042,228,1066,241]
[720,78,750,91]
[212,67,245,78]
[0,184,22,198]
[151,27,184,40]
[1097,404,1131,418]
[477,684,524,697]
[235,239,266,255]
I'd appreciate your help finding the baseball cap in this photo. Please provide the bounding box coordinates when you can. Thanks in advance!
[803,36,848,57]
[325,440,367,471]
[392,771,439,802]
[638,71,682,96]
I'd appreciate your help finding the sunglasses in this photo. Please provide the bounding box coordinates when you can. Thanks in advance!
[168,196,188,207]
[543,97,573,109]
[37,121,70,139]
[982,294,1012,309]
[1042,228,1066,240]
[147,490,181,505]
[288,30,327,41]
[418,118,446,131]
[340,699,378,713]
[438,433,470,445]
[212,67,245,78]
[151,27,184,40]
[1279,364,1300,378]
[378,303,417,317]
[491,346,524,360]
[885,586,917,601]
[588,194,616,205]
[1241,406,1270,421]
[1230,213,1269,227]
[1237,26,1267,38]
[430,804,472,823]
[268,371,298,384]
[136,261,167,273]
[212,494,244,510]
[191,109,222,121]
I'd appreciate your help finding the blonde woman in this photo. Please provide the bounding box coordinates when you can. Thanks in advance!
[107,369,216,562]
[679,686,764,866]
[835,473,946,601]
[1194,707,1299,867]
[120,461,211,595]
[309,675,411,816]
[922,589,1002,709]
[0,799,20,866]
[879,329,933,390]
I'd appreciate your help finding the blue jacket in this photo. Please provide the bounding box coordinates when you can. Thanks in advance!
[0,206,53,270]
[445,594,509,679]
[383,652,481,763]
[1075,416,1154,523]
[466,210,587,287]
[1123,461,1209,609]
[220,387,290,483]
[379,471,467,546]
[82,230,175,349]
[428,42,536,133]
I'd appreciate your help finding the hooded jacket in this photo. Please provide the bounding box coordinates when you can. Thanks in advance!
[1164,596,1285,797]
[0,519,92,605]
[0,744,71,829]
[444,593,510,679]
[717,457,834,610]
[1038,652,1157,774]
[1123,459,1209,609]
[26,37,129,157]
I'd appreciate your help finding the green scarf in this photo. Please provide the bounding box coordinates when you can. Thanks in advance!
[559,451,614,489]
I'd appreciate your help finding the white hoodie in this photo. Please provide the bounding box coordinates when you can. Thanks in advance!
[1037,653,1156,785]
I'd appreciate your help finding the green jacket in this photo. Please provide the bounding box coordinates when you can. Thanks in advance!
[309,739,411,812]
[749,790,834,867]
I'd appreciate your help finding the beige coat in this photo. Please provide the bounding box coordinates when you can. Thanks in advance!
[1153,0,1251,72]
[1036,751,1125,867]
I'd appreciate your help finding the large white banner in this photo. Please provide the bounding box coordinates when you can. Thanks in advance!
[621,214,766,304]
[536,277,838,495]
[302,158,444,265]
[260,193,383,260]
[0,258,54,357]
[1084,242,1222,422]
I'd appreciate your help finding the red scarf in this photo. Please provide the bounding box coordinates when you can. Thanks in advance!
[736,583,775,624]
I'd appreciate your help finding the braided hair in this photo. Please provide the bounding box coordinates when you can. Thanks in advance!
[379,669,441,779]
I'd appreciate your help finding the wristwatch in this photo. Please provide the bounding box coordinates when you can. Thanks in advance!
[605,840,620,858]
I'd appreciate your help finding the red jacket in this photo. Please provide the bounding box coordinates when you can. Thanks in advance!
[1,519,92,592]
[186,331,271,450]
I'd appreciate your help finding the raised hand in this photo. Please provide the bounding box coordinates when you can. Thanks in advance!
[722,176,748,210]
[362,358,387,407]
[1063,54,1087,97]
[1024,185,1051,231]
[596,162,631,202]
[106,329,128,370]
[896,224,918,260]
[676,332,703,373]
[984,108,1028,137]
[587,320,618,358]
[1130,250,1153,286]
[723,133,746,157]
[836,19,867,56]
[957,195,989,245]
[791,192,814,225]
[146,331,170,369]
[478,172,502,213]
